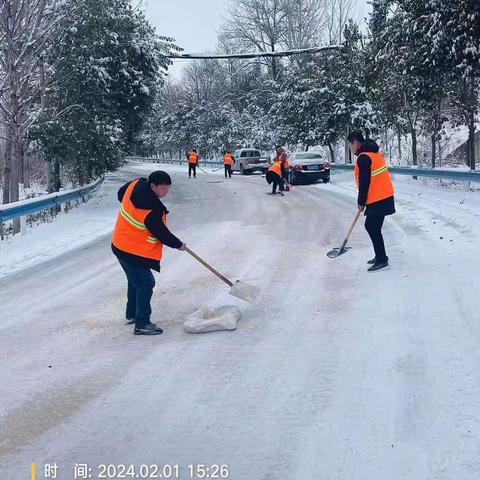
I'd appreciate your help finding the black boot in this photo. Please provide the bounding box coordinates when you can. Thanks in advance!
[367,256,389,265]
[367,261,389,272]
[134,323,163,335]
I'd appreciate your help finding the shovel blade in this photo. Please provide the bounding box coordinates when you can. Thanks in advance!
[326,246,351,258]
[229,280,260,303]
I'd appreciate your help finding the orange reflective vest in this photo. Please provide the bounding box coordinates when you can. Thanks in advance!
[224,153,233,165]
[354,151,394,205]
[188,152,198,164]
[283,159,289,169]
[268,160,282,177]
[112,179,165,261]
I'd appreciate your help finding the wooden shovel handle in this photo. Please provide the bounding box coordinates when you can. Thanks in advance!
[338,210,362,252]
[345,210,362,242]
[185,247,233,287]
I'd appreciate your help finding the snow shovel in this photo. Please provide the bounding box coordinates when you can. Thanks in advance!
[326,210,362,258]
[185,247,259,303]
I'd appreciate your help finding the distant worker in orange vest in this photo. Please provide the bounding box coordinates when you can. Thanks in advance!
[187,149,199,178]
[348,131,395,272]
[223,150,235,178]
[112,171,186,335]
[266,156,285,196]
[273,145,290,190]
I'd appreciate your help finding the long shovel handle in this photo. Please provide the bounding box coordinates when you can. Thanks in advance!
[338,210,362,252]
[185,247,233,287]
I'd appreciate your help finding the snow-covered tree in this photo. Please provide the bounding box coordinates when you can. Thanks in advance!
[282,0,328,49]
[223,0,287,80]
[0,0,77,212]
[428,0,480,169]
[30,0,177,185]
[325,0,355,45]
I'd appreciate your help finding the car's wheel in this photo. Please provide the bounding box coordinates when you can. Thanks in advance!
[240,164,245,175]
[323,177,330,183]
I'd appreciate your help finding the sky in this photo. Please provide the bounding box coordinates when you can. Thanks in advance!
[140,0,225,77]
[140,0,372,79]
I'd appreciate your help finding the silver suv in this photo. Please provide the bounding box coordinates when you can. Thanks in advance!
[232,148,271,175]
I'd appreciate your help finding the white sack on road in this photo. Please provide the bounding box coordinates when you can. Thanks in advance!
[183,306,241,333]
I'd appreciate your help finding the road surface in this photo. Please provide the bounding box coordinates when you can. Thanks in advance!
[1,163,479,480]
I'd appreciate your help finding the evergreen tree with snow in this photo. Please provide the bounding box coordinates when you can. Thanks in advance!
[428,0,480,169]
[31,0,178,185]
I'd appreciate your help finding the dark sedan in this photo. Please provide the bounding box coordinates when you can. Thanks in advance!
[288,152,330,185]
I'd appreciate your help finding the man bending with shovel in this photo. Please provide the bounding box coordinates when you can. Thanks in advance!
[347,131,395,272]
[112,171,186,335]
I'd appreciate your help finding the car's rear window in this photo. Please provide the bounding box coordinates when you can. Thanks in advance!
[295,152,325,161]
[240,150,261,157]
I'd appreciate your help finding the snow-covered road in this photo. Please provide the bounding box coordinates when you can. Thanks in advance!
[1,163,479,480]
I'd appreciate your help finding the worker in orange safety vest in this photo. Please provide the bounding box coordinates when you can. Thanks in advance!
[266,156,286,196]
[223,151,235,178]
[187,149,199,178]
[112,171,186,335]
[348,130,395,272]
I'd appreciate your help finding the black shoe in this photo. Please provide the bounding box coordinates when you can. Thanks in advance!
[134,323,163,335]
[367,256,389,265]
[125,317,135,325]
[367,261,389,272]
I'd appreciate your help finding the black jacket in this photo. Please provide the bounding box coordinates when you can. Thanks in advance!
[111,178,183,271]
[357,140,395,217]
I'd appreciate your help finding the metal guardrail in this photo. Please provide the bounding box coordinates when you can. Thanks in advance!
[0,177,105,222]
[329,164,480,183]
[128,157,224,168]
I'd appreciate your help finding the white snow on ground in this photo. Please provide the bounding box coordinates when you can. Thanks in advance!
[0,182,46,206]
[1,162,480,479]
[327,168,480,235]
[0,178,115,278]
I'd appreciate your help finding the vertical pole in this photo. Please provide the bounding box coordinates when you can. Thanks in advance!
[345,125,351,164]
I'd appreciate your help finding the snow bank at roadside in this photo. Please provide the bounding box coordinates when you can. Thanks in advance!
[0,174,120,278]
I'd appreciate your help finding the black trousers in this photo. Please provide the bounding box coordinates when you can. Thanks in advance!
[365,215,387,263]
[272,177,284,194]
[224,165,232,177]
[117,258,155,329]
[189,164,196,178]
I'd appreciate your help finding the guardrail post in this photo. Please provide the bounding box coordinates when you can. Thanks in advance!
[20,216,27,236]
[464,181,470,192]
[0,221,4,241]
